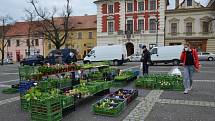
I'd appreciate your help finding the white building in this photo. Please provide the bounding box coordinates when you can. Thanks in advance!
[94,0,169,56]
[165,0,215,53]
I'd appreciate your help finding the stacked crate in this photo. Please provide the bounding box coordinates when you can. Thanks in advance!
[30,97,62,121]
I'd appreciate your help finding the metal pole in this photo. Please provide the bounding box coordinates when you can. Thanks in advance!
[156,18,158,46]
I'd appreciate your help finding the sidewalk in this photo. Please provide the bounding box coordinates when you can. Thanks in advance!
[123,80,215,121]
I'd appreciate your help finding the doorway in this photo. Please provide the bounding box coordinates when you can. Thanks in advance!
[126,42,134,56]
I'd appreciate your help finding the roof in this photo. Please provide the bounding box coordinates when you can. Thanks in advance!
[94,0,170,5]
[207,0,215,8]
[176,0,204,9]
[5,15,97,37]
[0,25,11,37]
[166,7,214,14]
[54,15,97,30]
[5,21,42,37]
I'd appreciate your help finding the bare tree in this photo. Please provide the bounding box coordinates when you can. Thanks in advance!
[0,16,12,65]
[29,0,72,50]
[24,9,35,56]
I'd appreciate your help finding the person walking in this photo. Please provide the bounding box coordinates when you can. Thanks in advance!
[140,45,151,75]
[180,43,200,94]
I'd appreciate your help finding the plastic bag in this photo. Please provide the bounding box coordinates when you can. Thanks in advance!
[168,66,182,76]
[140,63,143,69]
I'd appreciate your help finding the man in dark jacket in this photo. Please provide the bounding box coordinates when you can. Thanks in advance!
[141,45,151,75]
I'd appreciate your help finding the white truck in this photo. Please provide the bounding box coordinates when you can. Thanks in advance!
[150,45,184,65]
[83,45,128,66]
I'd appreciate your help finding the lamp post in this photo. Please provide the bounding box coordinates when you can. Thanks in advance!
[155,17,159,47]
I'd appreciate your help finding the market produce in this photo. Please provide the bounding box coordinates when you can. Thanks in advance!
[93,98,125,116]
[23,87,60,101]
[135,74,183,90]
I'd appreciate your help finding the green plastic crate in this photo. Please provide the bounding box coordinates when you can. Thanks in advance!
[112,81,127,87]
[31,111,62,121]
[60,95,74,109]
[30,97,61,114]
[57,80,72,89]
[92,99,126,117]
[20,97,30,112]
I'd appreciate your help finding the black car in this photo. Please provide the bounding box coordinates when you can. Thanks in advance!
[44,49,77,65]
[20,55,44,66]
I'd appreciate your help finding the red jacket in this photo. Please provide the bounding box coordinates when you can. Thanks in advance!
[180,49,200,69]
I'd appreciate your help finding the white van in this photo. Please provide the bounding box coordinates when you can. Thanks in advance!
[150,45,184,65]
[84,45,127,66]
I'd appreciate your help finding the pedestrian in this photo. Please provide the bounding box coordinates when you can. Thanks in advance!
[140,45,151,75]
[180,43,200,94]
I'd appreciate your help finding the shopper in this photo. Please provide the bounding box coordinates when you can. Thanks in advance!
[180,43,200,94]
[140,45,151,75]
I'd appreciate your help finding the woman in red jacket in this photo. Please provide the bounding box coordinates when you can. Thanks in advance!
[180,43,200,94]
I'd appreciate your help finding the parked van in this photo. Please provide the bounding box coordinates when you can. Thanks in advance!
[45,49,77,64]
[150,45,184,65]
[84,45,127,66]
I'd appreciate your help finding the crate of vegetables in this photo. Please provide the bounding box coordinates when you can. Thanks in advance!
[30,97,62,121]
[135,78,157,89]
[60,95,74,109]
[92,98,126,116]
[38,79,58,91]
[57,78,72,89]
[116,89,138,100]
[20,97,31,112]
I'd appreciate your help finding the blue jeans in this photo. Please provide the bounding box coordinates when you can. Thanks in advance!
[142,63,149,75]
[183,65,195,89]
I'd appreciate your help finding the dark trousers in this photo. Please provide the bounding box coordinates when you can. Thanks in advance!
[142,63,149,75]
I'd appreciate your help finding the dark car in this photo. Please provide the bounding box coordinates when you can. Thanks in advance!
[45,49,77,65]
[20,55,44,66]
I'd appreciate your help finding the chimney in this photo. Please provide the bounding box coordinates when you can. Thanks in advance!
[175,0,179,9]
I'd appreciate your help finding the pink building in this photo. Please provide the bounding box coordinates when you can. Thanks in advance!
[5,22,44,62]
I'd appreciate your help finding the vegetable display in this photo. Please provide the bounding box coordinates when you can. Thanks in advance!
[136,74,183,90]
[93,98,125,116]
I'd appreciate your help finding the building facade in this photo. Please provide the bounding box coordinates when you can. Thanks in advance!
[5,22,44,62]
[165,0,215,53]
[94,0,169,56]
[44,15,97,59]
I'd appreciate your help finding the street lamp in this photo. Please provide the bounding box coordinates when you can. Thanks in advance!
[155,17,159,47]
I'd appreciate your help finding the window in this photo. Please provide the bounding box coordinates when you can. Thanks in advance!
[149,19,156,32]
[16,40,20,47]
[187,0,192,6]
[150,48,157,54]
[127,2,133,12]
[35,39,39,46]
[26,39,30,46]
[78,32,82,39]
[203,22,209,33]
[149,44,156,50]
[202,52,210,55]
[88,32,93,39]
[127,20,133,33]
[171,23,177,35]
[31,39,34,46]
[108,4,113,13]
[7,40,11,47]
[169,43,181,46]
[138,2,144,11]
[186,22,192,34]
[108,21,114,33]
[65,44,69,48]
[138,19,144,31]
[149,0,156,10]
[48,43,51,49]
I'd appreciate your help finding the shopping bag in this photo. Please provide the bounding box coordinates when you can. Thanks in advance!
[168,66,182,76]
[140,63,143,69]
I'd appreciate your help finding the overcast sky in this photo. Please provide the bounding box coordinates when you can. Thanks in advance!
[0,0,209,21]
